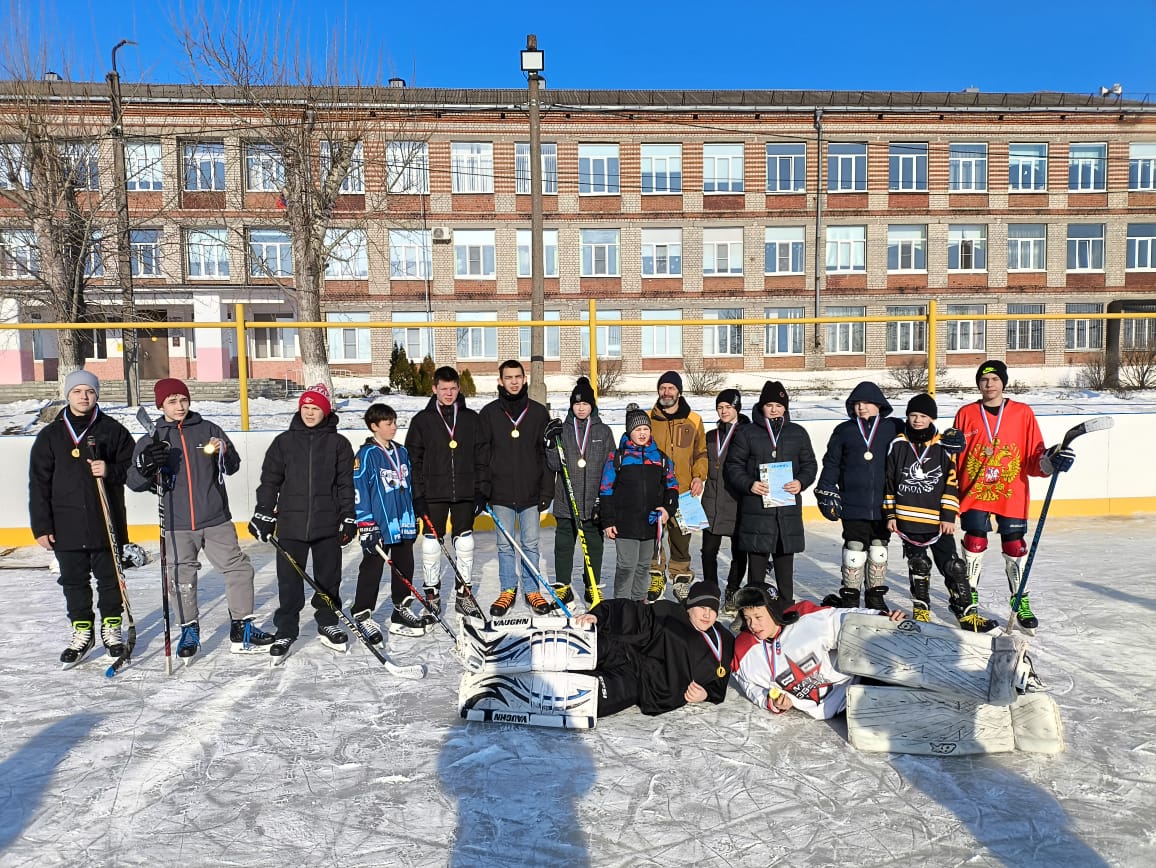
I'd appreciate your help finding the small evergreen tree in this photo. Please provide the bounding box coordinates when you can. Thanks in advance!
[389,344,416,395]
[459,368,478,397]
[414,355,437,396]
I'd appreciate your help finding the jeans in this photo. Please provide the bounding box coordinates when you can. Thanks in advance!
[490,504,541,594]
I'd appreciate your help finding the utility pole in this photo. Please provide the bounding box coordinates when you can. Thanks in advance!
[521,35,547,405]
[812,108,824,355]
[107,39,138,405]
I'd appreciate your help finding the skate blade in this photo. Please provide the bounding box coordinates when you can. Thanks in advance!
[271,654,289,667]
[318,637,351,653]
[230,644,274,655]
[388,625,431,638]
[60,656,91,671]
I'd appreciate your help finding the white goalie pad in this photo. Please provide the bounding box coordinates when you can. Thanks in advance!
[836,613,1025,705]
[845,685,1064,756]
[456,616,597,674]
[459,671,599,729]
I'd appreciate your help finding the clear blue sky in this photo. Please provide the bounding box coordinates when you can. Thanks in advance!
[18,0,1156,99]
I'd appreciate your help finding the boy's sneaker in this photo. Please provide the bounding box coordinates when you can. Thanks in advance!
[389,598,434,637]
[177,622,200,662]
[912,602,932,623]
[230,618,275,653]
[351,610,384,645]
[100,616,125,659]
[672,574,693,603]
[318,624,349,651]
[525,592,553,615]
[60,620,95,669]
[646,571,667,603]
[552,583,575,607]
[269,636,295,663]
[455,586,485,619]
[490,589,517,617]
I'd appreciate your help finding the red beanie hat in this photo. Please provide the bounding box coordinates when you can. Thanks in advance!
[154,378,191,409]
[300,383,332,416]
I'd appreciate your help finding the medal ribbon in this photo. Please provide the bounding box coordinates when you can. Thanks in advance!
[440,403,458,442]
[717,421,737,457]
[504,404,528,434]
[857,415,879,454]
[980,400,1005,452]
[64,406,100,452]
[761,637,780,683]
[573,417,591,462]
[700,626,725,678]
[381,442,403,486]
[908,438,932,466]
[762,416,780,451]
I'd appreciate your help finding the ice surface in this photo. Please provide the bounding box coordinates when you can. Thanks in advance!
[1,516,1154,866]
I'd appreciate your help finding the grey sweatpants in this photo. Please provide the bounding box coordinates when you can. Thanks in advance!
[168,523,255,624]
[613,537,657,601]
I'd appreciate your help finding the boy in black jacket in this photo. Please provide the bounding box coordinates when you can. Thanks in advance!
[29,371,135,668]
[249,384,356,661]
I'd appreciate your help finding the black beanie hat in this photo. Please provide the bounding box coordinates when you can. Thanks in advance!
[905,393,938,420]
[684,582,721,613]
[758,380,790,408]
[976,359,1009,387]
[716,388,741,411]
[570,376,596,409]
[733,585,799,626]
[658,370,683,394]
[625,403,651,435]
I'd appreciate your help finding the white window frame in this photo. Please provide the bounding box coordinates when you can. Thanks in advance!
[580,229,620,277]
[948,224,987,272]
[183,142,225,191]
[324,228,369,279]
[61,141,100,190]
[0,142,30,190]
[1008,224,1047,272]
[1127,223,1156,271]
[766,143,805,193]
[392,311,434,361]
[516,229,559,278]
[456,310,498,361]
[578,144,620,195]
[946,303,986,352]
[641,228,682,277]
[251,313,297,360]
[641,309,683,357]
[518,310,561,359]
[248,229,293,278]
[515,142,558,195]
[0,229,39,279]
[385,141,429,194]
[1068,143,1106,192]
[703,227,743,275]
[1067,224,1105,272]
[1123,317,1156,350]
[130,229,162,277]
[641,144,682,194]
[1009,143,1047,191]
[451,143,494,194]
[887,225,927,272]
[765,307,804,355]
[79,329,108,361]
[703,143,744,193]
[327,311,371,362]
[1065,303,1103,351]
[453,229,496,278]
[825,305,865,354]
[320,140,364,194]
[764,227,804,275]
[949,143,987,192]
[1129,143,1156,191]
[186,228,230,279]
[125,141,163,191]
[387,229,431,280]
[245,143,285,192]
[703,308,744,357]
[888,143,928,191]
[825,226,866,272]
[886,305,926,353]
[1007,303,1045,351]
[828,143,867,192]
[580,309,622,360]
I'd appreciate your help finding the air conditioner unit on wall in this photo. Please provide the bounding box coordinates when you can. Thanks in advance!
[431,227,453,243]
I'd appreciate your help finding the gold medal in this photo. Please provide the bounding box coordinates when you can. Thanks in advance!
[577,458,587,468]
[511,429,520,439]
[71,447,80,458]
[717,665,726,679]
[983,445,994,457]
[864,451,873,461]
[448,439,458,450]
[771,450,777,459]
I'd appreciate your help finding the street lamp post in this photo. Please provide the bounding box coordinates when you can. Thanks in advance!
[521,35,547,405]
[107,39,138,405]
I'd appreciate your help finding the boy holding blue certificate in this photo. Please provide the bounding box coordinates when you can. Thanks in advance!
[724,382,817,605]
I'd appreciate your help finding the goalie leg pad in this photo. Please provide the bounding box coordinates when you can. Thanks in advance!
[459,671,599,728]
[456,616,597,673]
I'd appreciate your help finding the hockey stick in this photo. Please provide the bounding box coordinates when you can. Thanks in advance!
[485,506,573,617]
[1007,416,1114,632]
[420,514,485,619]
[136,406,173,676]
[554,438,603,606]
[87,436,137,678]
[374,543,457,640]
[268,536,425,679]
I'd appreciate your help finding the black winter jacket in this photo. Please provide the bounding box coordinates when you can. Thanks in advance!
[255,412,355,543]
[817,382,904,520]
[29,406,133,552]
[544,410,614,522]
[407,394,484,505]
[701,414,750,537]
[477,389,554,510]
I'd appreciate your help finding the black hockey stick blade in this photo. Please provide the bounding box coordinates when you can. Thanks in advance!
[1059,416,1114,450]
[135,405,157,437]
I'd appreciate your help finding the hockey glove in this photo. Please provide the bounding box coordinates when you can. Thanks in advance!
[358,521,382,554]
[939,427,966,454]
[135,440,170,478]
[412,495,429,520]
[338,517,358,547]
[1040,445,1076,475]
[538,496,552,513]
[542,418,564,447]
[248,509,277,542]
[814,488,843,522]
[474,494,488,516]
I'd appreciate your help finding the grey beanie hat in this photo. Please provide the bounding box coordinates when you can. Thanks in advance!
[63,370,100,399]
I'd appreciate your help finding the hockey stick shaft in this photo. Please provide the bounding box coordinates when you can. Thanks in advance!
[136,407,172,675]
[88,437,137,677]
[554,439,602,606]
[374,543,457,640]
[420,514,485,614]
[485,506,573,617]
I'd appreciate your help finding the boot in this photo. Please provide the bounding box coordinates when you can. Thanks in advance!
[948,578,997,633]
[864,585,890,613]
[672,573,693,602]
[177,622,200,662]
[822,586,861,608]
[909,577,932,623]
[489,589,517,618]
[230,618,275,653]
[646,570,667,603]
[60,620,95,668]
[525,592,553,615]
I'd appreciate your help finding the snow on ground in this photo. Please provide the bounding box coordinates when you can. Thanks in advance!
[1,517,1154,867]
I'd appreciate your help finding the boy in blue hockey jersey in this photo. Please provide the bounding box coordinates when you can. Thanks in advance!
[353,404,435,640]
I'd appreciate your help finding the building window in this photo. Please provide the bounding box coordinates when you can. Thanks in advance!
[640,309,683,357]
[580,309,622,359]
[765,307,805,355]
[764,226,804,274]
[826,305,865,353]
[245,143,285,192]
[515,142,557,195]
[1007,303,1045,351]
[949,143,987,192]
[1008,224,1047,271]
[828,143,867,192]
[130,229,162,277]
[385,141,429,194]
[320,140,364,194]
[1068,143,1106,191]
[0,229,38,278]
[183,142,225,191]
[451,142,494,194]
[826,225,866,272]
[948,224,987,271]
[456,311,498,360]
[252,314,296,360]
[516,229,559,277]
[392,311,434,361]
[580,229,620,277]
[324,228,369,279]
[82,234,103,278]
[889,143,928,191]
[518,310,561,359]
[887,225,927,272]
[125,141,163,191]
[1067,224,1105,271]
[641,228,682,277]
[387,229,431,280]
[1009,143,1047,191]
[1126,223,1156,270]
[1130,143,1156,191]
[578,144,620,194]
[0,142,30,190]
[766,143,805,193]
[886,305,925,352]
[641,144,682,193]
[1065,303,1103,351]
[61,141,99,190]
[79,329,108,360]
[327,311,371,362]
[248,229,293,277]
[453,229,496,278]
[186,228,230,279]
[703,227,743,275]
[946,303,986,352]
[1123,317,1156,350]
[703,143,744,193]
[704,308,743,357]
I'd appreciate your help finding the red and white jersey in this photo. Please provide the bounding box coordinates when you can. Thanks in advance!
[953,399,1046,519]
[731,602,881,720]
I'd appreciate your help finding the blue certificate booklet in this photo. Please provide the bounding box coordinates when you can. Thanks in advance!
[676,491,710,532]
[759,462,795,508]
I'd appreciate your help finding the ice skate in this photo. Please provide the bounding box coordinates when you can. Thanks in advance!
[389,598,435,637]
[100,616,125,659]
[351,610,384,645]
[269,636,295,666]
[489,589,517,618]
[177,622,200,666]
[318,624,349,652]
[525,591,553,616]
[646,571,666,603]
[60,620,94,670]
[671,573,693,603]
[230,618,275,654]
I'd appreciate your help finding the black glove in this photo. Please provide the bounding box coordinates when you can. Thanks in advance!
[135,440,170,478]
[248,509,277,542]
[358,521,382,554]
[412,495,429,520]
[815,488,842,522]
[543,418,564,447]
[939,427,966,454]
[338,517,358,547]
[1042,445,1076,475]
[538,496,552,513]
[474,494,489,516]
